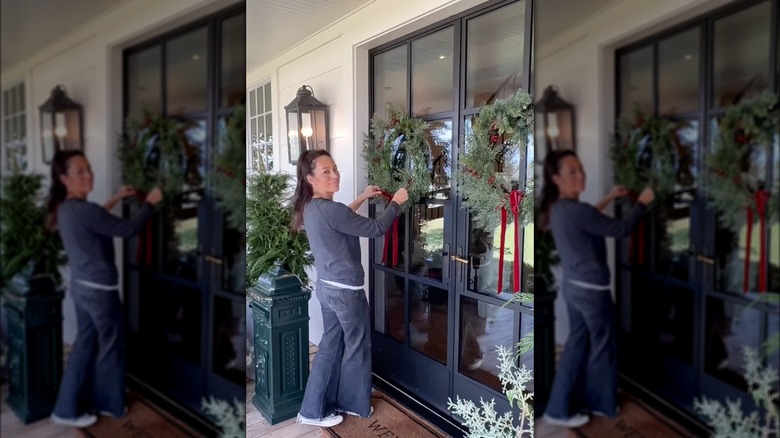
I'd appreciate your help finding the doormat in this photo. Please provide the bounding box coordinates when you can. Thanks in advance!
[574,392,696,438]
[76,392,199,438]
[321,391,449,438]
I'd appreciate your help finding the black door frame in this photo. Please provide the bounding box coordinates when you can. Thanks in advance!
[368,0,534,435]
[121,4,246,435]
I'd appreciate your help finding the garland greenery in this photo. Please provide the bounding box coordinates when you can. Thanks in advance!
[212,106,246,232]
[704,91,779,230]
[456,89,535,230]
[0,173,66,286]
[118,108,198,202]
[609,108,681,204]
[362,106,430,210]
[201,396,245,438]
[246,172,313,286]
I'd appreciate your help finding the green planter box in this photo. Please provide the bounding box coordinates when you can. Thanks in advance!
[249,263,311,425]
[2,276,64,424]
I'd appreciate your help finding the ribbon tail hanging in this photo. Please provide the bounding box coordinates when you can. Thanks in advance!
[743,207,753,294]
[497,207,508,295]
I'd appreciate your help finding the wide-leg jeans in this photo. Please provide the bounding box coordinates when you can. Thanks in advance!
[53,283,125,419]
[299,280,372,419]
[545,281,618,418]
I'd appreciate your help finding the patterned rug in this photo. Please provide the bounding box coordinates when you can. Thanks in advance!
[76,392,199,438]
[321,391,448,438]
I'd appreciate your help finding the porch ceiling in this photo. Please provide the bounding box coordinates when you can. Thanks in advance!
[247,0,373,72]
[535,0,619,47]
[0,0,129,70]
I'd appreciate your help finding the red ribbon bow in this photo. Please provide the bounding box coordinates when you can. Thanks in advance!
[134,191,154,267]
[498,190,524,294]
[379,191,400,268]
[744,189,769,294]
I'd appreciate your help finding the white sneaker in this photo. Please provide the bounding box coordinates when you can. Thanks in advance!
[98,407,128,418]
[592,406,620,418]
[50,413,98,428]
[543,413,590,428]
[335,406,374,418]
[296,413,343,427]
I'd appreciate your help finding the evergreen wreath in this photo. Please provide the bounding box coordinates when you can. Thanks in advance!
[704,91,779,230]
[609,108,681,204]
[212,106,246,233]
[456,89,535,230]
[362,106,430,210]
[118,108,199,202]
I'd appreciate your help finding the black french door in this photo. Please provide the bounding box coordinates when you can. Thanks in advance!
[369,0,534,434]
[121,5,246,433]
[615,0,779,431]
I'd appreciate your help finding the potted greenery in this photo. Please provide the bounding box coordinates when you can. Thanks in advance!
[246,171,313,286]
[0,172,66,294]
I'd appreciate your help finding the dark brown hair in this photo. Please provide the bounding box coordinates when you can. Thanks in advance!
[539,149,578,229]
[46,149,86,229]
[291,149,332,231]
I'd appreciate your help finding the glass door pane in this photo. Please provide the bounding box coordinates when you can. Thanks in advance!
[659,28,700,116]
[425,119,452,200]
[126,45,162,120]
[374,45,408,117]
[619,45,653,119]
[166,27,208,115]
[220,13,246,108]
[412,27,454,116]
[712,1,771,107]
[466,0,525,107]
[409,280,449,364]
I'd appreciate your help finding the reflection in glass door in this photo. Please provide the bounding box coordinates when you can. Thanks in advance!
[369,1,533,433]
[615,1,779,429]
[122,5,246,432]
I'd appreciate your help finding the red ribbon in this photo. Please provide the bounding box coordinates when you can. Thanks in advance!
[628,217,645,266]
[498,190,524,294]
[379,191,399,268]
[133,191,153,267]
[745,190,770,294]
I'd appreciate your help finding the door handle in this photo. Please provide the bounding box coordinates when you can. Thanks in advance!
[451,255,469,264]
[697,255,714,265]
[205,255,223,265]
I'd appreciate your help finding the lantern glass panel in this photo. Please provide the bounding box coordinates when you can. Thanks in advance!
[287,111,300,163]
[312,109,327,150]
[41,113,55,163]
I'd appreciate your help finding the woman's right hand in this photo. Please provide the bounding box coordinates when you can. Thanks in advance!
[637,187,655,205]
[145,187,163,205]
[391,188,408,206]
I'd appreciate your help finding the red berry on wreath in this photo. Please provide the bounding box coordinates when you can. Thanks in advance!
[488,177,495,185]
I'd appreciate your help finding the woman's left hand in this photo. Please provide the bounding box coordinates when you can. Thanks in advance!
[608,185,629,200]
[361,185,382,200]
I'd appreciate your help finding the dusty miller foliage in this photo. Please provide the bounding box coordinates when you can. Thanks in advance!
[201,396,245,438]
[609,107,681,205]
[703,91,779,230]
[212,106,246,232]
[448,292,535,438]
[0,173,66,285]
[362,106,431,211]
[693,347,778,438]
[246,172,312,286]
[118,107,196,203]
[457,90,535,231]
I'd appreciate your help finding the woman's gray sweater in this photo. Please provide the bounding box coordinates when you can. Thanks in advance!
[303,198,400,287]
[550,199,646,287]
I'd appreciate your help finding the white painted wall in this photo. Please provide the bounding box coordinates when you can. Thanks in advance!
[535,0,735,346]
[246,0,487,345]
[1,0,241,345]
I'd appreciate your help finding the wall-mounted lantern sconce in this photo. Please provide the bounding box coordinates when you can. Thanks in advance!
[534,85,575,159]
[285,85,329,164]
[39,85,83,164]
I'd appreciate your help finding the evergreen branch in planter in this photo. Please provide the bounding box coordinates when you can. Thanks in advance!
[0,173,66,288]
[246,172,313,286]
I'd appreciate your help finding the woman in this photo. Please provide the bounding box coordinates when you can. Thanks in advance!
[292,149,408,427]
[47,150,162,427]
[540,150,653,428]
